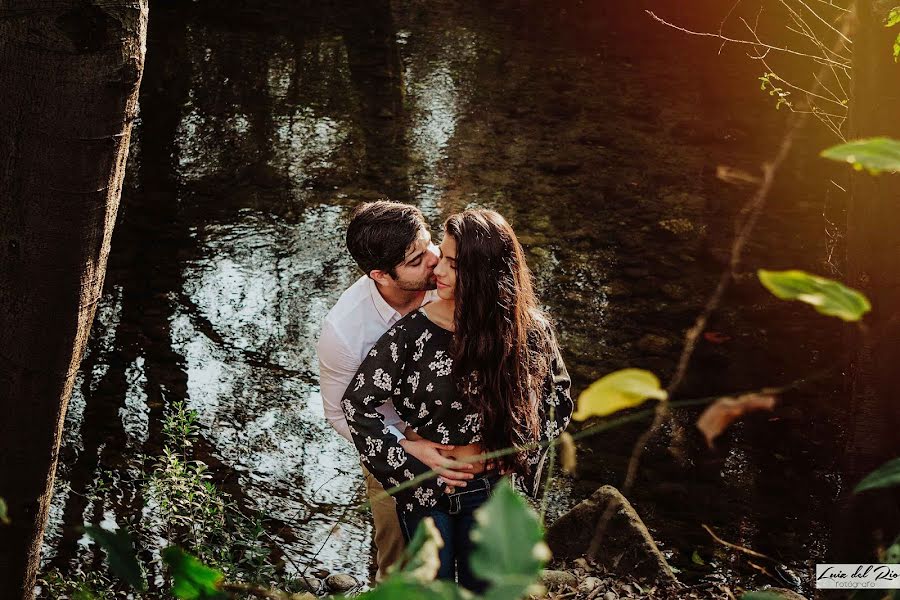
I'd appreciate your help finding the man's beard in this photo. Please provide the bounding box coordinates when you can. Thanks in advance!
[396,275,437,292]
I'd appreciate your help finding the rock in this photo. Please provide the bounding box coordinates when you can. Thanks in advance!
[636,334,672,355]
[578,576,602,593]
[604,592,617,600]
[546,485,677,583]
[325,573,358,593]
[539,569,578,589]
[291,576,323,594]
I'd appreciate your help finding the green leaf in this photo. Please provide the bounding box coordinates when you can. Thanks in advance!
[470,479,549,600]
[691,550,706,566]
[820,137,900,173]
[357,577,471,600]
[886,7,900,27]
[0,497,9,525]
[162,546,225,600]
[84,526,147,592]
[742,592,793,600]
[573,369,667,420]
[757,270,871,322]
[391,516,444,583]
[854,457,900,493]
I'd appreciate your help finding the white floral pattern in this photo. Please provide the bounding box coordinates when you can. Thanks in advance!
[341,308,573,513]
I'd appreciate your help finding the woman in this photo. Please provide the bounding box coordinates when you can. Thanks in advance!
[341,209,572,591]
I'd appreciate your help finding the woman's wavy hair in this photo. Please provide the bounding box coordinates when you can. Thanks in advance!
[444,209,553,471]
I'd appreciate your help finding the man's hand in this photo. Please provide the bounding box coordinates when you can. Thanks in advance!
[399,438,474,488]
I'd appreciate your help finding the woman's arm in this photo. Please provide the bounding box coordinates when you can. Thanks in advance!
[341,322,449,511]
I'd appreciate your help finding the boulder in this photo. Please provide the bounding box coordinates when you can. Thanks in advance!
[539,569,578,589]
[546,485,676,582]
[325,573,359,593]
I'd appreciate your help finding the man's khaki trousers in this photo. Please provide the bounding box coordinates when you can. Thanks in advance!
[362,465,405,581]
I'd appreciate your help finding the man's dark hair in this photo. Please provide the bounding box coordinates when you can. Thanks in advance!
[346,201,426,277]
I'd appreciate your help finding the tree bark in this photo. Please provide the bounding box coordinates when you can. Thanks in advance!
[0,1,147,597]
[840,0,900,559]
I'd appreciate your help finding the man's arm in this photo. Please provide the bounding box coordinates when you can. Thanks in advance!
[317,320,406,442]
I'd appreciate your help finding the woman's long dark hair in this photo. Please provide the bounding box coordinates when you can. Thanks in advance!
[445,209,554,471]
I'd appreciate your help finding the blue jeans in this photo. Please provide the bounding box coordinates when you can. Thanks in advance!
[397,473,500,593]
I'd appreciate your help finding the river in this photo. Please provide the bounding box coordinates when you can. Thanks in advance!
[42,0,857,595]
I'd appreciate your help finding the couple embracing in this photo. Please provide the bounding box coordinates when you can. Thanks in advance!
[317,201,573,592]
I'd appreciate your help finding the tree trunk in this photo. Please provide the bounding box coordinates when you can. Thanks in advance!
[0,1,147,597]
[840,0,900,559]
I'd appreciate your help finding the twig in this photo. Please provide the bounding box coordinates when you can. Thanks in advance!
[646,10,851,68]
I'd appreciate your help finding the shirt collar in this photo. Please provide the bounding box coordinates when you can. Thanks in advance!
[368,277,402,324]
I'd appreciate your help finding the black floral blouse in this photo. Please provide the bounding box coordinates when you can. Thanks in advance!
[341,308,573,514]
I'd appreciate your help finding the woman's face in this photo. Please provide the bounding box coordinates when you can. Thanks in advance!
[433,234,458,300]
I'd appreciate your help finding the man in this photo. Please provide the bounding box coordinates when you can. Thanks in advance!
[317,200,474,580]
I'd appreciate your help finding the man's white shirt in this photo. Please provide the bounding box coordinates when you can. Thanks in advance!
[317,275,439,442]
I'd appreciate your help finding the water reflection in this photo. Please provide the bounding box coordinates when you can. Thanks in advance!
[45,0,857,591]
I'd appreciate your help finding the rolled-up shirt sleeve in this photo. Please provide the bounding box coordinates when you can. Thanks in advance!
[317,319,405,442]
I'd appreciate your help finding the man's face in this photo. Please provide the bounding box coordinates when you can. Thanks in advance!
[389,227,439,291]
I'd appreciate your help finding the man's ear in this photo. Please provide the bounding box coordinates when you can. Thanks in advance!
[369,269,393,287]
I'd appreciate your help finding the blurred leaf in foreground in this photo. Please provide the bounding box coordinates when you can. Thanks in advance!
[470,478,549,600]
[390,516,443,583]
[84,525,147,592]
[0,497,9,525]
[758,270,871,322]
[162,547,225,600]
[854,457,900,494]
[820,137,900,173]
[573,368,667,421]
[696,393,777,448]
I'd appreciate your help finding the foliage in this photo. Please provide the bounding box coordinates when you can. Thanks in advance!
[853,457,900,493]
[821,137,900,173]
[887,7,900,62]
[0,496,9,525]
[696,394,776,448]
[84,525,147,591]
[163,547,227,600]
[388,516,444,582]
[85,477,547,600]
[470,480,549,600]
[572,369,667,421]
[757,269,871,322]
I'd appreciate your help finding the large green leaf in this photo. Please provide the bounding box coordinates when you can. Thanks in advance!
[392,516,444,583]
[757,270,871,322]
[820,137,900,173]
[572,368,667,421]
[356,577,471,600]
[84,526,147,592]
[854,457,900,493]
[0,497,9,525]
[162,547,225,600]
[469,479,549,600]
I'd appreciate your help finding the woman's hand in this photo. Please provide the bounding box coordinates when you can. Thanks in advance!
[399,438,474,488]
